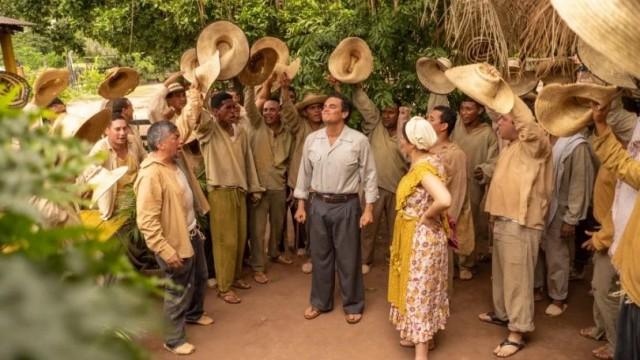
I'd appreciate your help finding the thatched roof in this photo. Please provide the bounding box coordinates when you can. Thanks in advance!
[0,16,34,33]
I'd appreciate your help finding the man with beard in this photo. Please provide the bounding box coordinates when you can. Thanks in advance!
[244,87,294,284]
[348,80,407,275]
[280,74,327,273]
[451,96,499,280]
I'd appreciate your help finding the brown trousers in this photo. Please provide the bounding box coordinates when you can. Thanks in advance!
[492,219,541,333]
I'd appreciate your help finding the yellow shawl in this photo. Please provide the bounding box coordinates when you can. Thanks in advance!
[388,161,449,314]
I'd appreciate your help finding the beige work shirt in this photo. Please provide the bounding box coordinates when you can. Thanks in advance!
[244,87,293,191]
[281,97,324,189]
[135,157,195,262]
[189,98,263,194]
[485,97,553,230]
[294,126,379,203]
[352,88,408,193]
[451,118,499,184]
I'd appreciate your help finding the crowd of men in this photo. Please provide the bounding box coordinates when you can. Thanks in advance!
[17,40,639,358]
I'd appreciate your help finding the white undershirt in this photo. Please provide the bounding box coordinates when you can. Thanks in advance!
[175,167,196,231]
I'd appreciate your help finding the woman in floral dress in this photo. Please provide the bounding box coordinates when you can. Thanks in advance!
[388,116,452,360]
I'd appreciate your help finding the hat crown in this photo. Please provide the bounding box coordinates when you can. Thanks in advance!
[475,64,502,97]
[436,58,452,70]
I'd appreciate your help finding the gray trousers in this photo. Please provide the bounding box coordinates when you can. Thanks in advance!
[309,196,364,314]
[592,251,620,351]
[156,231,208,347]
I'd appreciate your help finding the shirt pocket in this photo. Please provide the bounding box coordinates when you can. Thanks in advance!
[308,149,322,164]
[343,149,360,169]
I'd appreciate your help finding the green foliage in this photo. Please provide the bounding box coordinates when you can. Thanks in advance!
[4,0,452,115]
[0,98,161,359]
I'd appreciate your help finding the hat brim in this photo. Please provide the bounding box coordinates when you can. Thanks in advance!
[535,83,618,137]
[89,166,129,204]
[196,21,249,80]
[33,68,70,108]
[270,58,301,92]
[445,65,515,114]
[195,51,221,92]
[577,39,637,89]
[98,68,140,100]
[180,48,199,84]
[76,108,112,143]
[251,37,289,65]
[328,37,373,84]
[507,71,539,96]
[416,58,455,94]
[0,71,31,109]
[295,95,328,112]
[238,48,279,86]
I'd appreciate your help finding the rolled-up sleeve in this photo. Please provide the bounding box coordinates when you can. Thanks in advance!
[294,136,313,199]
[135,171,175,261]
[359,139,379,203]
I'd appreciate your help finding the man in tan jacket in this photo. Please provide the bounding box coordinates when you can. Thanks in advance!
[426,105,475,293]
[349,82,408,275]
[135,121,212,355]
[244,86,294,284]
[479,97,553,357]
[279,75,326,273]
[451,97,499,280]
[189,90,264,304]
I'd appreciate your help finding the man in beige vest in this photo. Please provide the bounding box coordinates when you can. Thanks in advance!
[349,81,407,274]
[244,86,294,284]
[479,97,552,357]
[451,96,499,280]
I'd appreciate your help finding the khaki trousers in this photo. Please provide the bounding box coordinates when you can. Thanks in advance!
[537,210,571,301]
[208,188,247,293]
[492,219,541,333]
[361,188,396,265]
[591,251,620,350]
[459,181,489,269]
[249,189,287,272]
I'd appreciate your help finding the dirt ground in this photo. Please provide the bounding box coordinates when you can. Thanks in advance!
[147,252,600,360]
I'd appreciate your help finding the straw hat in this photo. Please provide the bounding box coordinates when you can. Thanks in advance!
[328,37,373,84]
[505,58,539,96]
[85,166,129,204]
[32,68,70,107]
[535,83,618,137]
[238,48,279,86]
[0,71,31,109]
[251,37,289,65]
[166,83,185,98]
[51,108,112,143]
[577,39,637,89]
[535,60,574,86]
[295,92,328,112]
[180,48,199,84]
[98,67,139,100]
[194,50,221,92]
[416,57,455,95]
[196,21,249,80]
[550,0,640,79]
[444,63,515,114]
[270,58,302,92]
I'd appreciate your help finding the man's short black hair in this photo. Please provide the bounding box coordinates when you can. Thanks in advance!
[210,92,233,109]
[327,93,353,121]
[433,105,457,136]
[111,97,131,114]
[459,95,482,108]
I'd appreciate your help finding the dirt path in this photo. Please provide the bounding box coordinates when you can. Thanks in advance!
[66,83,163,119]
[147,257,597,360]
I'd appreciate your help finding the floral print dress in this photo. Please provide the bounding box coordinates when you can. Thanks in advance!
[388,156,450,343]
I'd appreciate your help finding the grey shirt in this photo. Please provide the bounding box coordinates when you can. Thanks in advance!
[294,126,379,203]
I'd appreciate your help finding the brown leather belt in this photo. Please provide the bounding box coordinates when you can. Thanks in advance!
[313,193,359,204]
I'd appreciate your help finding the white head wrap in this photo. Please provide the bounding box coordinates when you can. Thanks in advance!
[404,116,437,150]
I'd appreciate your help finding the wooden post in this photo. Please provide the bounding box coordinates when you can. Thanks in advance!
[0,31,17,74]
